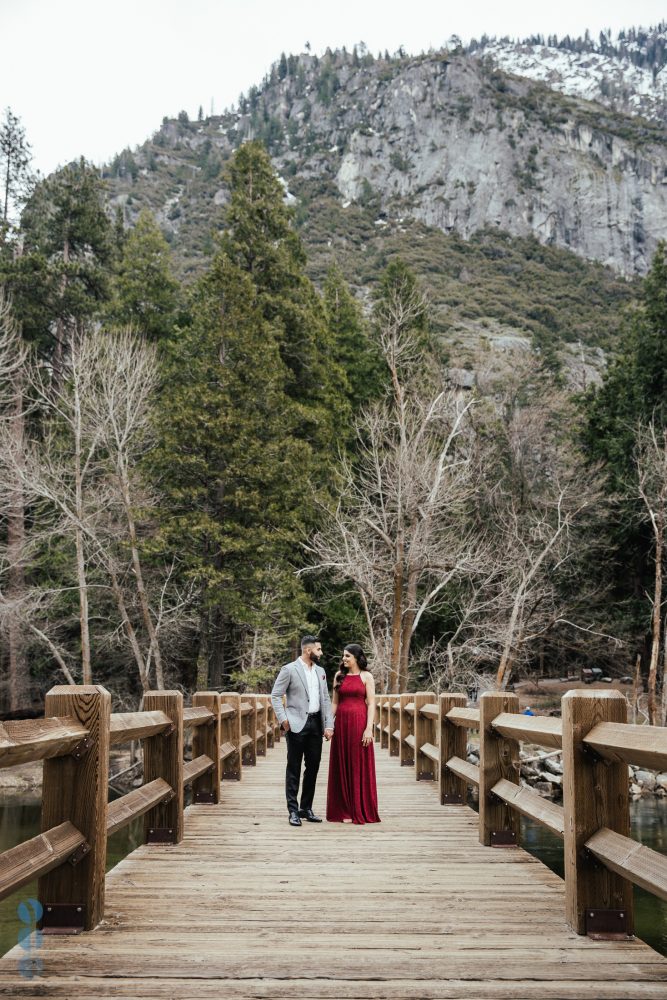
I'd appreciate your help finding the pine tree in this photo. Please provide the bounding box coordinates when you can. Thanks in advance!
[323,264,383,410]
[0,107,33,229]
[153,256,310,687]
[107,209,180,340]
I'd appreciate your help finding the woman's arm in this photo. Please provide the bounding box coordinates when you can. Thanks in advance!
[331,673,340,720]
[362,672,376,747]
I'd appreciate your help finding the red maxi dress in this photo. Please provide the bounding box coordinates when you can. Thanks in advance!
[326,674,380,824]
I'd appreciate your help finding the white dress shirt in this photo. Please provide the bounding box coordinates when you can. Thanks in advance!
[300,657,320,714]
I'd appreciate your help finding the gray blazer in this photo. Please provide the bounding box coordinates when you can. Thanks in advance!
[270,658,334,734]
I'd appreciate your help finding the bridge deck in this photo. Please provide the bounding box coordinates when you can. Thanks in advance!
[1,743,666,999]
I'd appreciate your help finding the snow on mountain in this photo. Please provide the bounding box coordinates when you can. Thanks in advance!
[472,34,667,123]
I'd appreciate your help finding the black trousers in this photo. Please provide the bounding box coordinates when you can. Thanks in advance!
[285,714,323,813]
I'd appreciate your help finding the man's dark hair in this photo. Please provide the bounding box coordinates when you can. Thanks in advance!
[300,634,319,650]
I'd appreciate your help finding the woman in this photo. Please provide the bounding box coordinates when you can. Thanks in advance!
[326,644,380,824]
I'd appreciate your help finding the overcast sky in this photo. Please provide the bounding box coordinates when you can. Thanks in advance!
[2,0,666,176]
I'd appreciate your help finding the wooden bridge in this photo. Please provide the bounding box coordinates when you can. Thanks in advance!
[0,684,666,998]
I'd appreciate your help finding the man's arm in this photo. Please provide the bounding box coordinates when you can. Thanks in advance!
[321,677,334,733]
[270,664,290,728]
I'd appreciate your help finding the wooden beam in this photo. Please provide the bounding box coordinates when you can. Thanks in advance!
[479,692,520,849]
[446,707,480,728]
[0,822,86,902]
[491,778,565,838]
[39,685,110,932]
[183,755,215,787]
[142,691,184,846]
[192,693,221,804]
[414,693,437,781]
[107,779,173,837]
[492,713,563,750]
[446,755,480,786]
[585,827,667,902]
[399,693,414,766]
[220,693,242,781]
[109,711,171,746]
[439,694,468,804]
[0,716,88,768]
[182,707,213,728]
[583,721,667,772]
[562,690,633,936]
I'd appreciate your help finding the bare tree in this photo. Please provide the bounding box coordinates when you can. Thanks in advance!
[307,284,479,691]
[635,419,667,725]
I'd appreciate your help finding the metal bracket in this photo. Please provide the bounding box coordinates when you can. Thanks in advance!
[68,842,91,866]
[146,827,177,844]
[490,830,517,847]
[417,771,435,781]
[69,737,92,762]
[224,770,241,780]
[41,903,86,934]
[401,759,414,767]
[585,909,632,940]
[193,790,216,804]
[163,723,176,737]
[442,793,464,805]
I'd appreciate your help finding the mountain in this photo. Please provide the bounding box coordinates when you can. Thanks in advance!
[102,40,667,372]
[464,23,667,125]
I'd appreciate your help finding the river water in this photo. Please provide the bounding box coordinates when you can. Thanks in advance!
[1,797,665,958]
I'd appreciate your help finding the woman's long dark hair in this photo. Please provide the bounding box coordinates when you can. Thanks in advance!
[334,643,368,691]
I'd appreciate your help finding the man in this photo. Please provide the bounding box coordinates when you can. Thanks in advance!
[271,635,334,827]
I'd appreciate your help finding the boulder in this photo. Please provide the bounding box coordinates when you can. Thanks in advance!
[656,772,667,791]
[543,757,563,775]
[635,770,657,791]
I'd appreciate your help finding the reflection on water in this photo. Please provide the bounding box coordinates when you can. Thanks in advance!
[521,798,667,957]
[1,795,666,959]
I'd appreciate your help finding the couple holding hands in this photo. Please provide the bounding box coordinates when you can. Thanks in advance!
[270,636,380,827]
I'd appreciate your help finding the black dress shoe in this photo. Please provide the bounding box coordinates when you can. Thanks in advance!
[288,810,302,826]
[298,808,323,823]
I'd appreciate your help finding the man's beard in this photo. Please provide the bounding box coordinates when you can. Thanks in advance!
[310,652,321,664]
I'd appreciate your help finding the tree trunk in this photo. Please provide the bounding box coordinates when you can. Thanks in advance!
[398,568,418,692]
[7,381,27,711]
[647,510,663,725]
[118,460,164,688]
[389,536,404,691]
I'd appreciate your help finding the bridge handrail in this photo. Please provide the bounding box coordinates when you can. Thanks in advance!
[379,687,667,938]
[0,684,281,932]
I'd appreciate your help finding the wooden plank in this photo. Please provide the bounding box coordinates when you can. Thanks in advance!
[404,734,415,749]
[420,703,439,719]
[0,716,88,768]
[446,707,480,728]
[219,742,236,761]
[562,691,633,936]
[182,755,214,787]
[491,778,565,838]
[585,827,667,902]
[239,735,253,750]
[0,822,86,902]
[38,685,110,931]
[492,713,563,750]
[219,693,241,781]
[420,742,439,763]
[584,722,667,772]
[447,754,480,786]
[219,704,235,719]
[107,779,173,836]
[479,693,520,848]
[403,703,415,715]
[239,702,253,716]
[109,711,171,746]
[182,707,213,728]
[399,693,414,766]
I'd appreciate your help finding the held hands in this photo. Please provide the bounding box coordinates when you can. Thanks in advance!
[362,728,373,747]
[324,728,334,741]
[282,720,290,732]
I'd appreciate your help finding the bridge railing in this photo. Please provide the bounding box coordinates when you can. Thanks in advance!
[0,685,280,934]
[378,688,667,939]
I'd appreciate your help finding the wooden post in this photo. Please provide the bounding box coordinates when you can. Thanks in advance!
[562,690,633,937]
[242,696,257,767]
[254,695,268,757]
[399,693,414,766]
[263,696,275,750]
[374,696,381,743]
[142,691,184,845]
[192,692,221,804]
[479,692,520,848]
[220,692,242,780]
[414,692,437,781]
[389,695,400,757]
[439,693,467,805]
[39,685,110,933]
[380,696,389,750]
